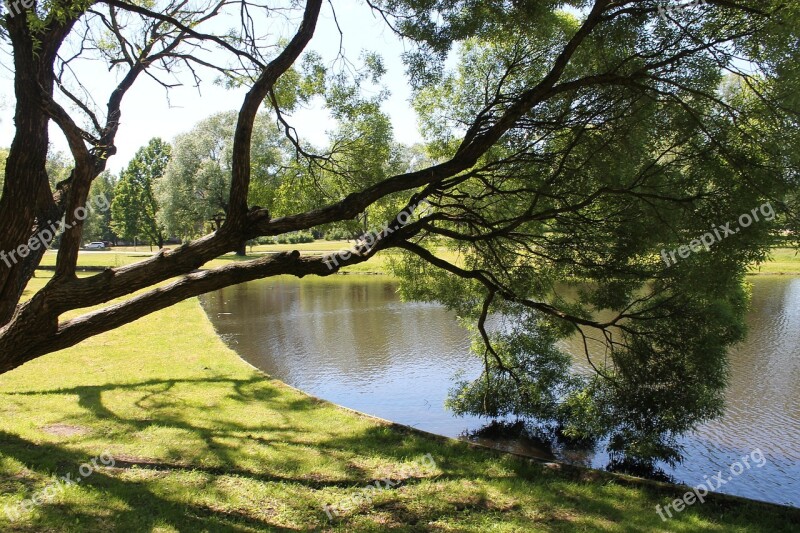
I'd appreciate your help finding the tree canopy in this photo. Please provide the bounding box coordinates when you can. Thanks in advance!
[157,112,289,243]
[111,138,170,248]
[0,0,798,466]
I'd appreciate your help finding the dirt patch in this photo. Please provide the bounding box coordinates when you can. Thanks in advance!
[40,423,90,437]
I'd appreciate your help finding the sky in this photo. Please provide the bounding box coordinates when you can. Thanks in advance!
[0,1,424,173]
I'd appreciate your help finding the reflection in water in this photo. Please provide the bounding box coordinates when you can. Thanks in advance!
[201,277,487,438]
[668,277,800,507]
[200,275,800,507]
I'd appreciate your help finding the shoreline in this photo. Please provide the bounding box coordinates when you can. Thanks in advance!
[208,304,800,514]
[1,258,796,530]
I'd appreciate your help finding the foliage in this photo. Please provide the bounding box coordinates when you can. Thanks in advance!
[0,147,6,193]
[0,0,798,471]
[1,272,797,531]
[111,138,170,248]
[44,149,72,191]
[157,112,289,240]
[389,3,798,464]
[259,231,315,245]
[323,227,356,241]
[82,171,116,243]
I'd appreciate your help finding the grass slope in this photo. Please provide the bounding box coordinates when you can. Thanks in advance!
[748,247,800,275]
[0,276,798,531]
[36,244,800,276]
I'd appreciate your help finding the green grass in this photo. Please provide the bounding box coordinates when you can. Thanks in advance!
[38,242,800,277]
[38,250,151,269]
[38,241,398,274]
[0,275,798,531]
[748,247,800,275]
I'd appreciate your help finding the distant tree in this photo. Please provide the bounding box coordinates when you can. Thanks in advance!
[45,149,72,191]
[112,139,171,248]
[272,55,419,238]
[0,147,7,193]
[83,172,116,243]
[157,112,289,254]
[1,148,70,194]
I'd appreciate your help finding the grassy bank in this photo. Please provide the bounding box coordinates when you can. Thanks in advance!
[35,241,399,274]
[0,275,798,531]
[748,247,800,275]
[36,243,800,276]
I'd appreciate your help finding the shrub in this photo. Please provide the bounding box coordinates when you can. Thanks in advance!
[274,231,314,244]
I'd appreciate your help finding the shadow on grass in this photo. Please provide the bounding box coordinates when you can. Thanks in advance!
[2,376,799,532]
[0,431,306,532]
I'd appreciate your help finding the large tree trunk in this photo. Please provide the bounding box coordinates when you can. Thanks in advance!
[0,16,59,325]
[235,239,247,256]
[0,0,328,373]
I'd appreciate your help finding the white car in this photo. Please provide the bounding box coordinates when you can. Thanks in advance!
[84,242,107,250]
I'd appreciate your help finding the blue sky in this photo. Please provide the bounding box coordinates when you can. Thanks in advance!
[0,1,423,173]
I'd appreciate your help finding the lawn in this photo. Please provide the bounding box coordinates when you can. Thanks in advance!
[37,243,800,277]
[36,241,398,274]
[0,274,798,531]
[748,247,800,275]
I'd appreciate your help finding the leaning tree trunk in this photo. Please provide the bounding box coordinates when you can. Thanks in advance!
[0,15,62,325]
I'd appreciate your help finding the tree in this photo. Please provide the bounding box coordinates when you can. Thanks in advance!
[1,147,71,193]
[45,149,73,191]
[111,138,170,248]
[2,148,87,249]
[272,63,414,239]
[0,147,7,192]
[83,171,116,244]
[0,0,798,466]
[156,113,288,253]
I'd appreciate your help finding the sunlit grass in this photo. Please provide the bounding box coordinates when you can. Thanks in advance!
[1,266,798,530]
[38,241,393,273]
[37,242,800,278]
[749,247,800,275]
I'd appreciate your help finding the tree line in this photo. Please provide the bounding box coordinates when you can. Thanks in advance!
[15,107,415,250]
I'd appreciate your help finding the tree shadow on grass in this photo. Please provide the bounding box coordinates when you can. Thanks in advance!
[2,376,799,532]
[0,427,599,533]
[2,376,366,476]
[0,431,302,532]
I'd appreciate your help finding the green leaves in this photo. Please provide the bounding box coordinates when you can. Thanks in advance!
[111,138,170,247]
[388,0,798,466]
[157,112,290,239]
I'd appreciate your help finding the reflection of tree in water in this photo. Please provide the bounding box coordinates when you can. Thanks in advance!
[201,277,800,505]
[202,277,472,383]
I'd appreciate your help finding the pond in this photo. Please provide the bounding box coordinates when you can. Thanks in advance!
[200,275,800,507]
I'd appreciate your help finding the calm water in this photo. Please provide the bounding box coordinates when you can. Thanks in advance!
[200,275,800,507]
